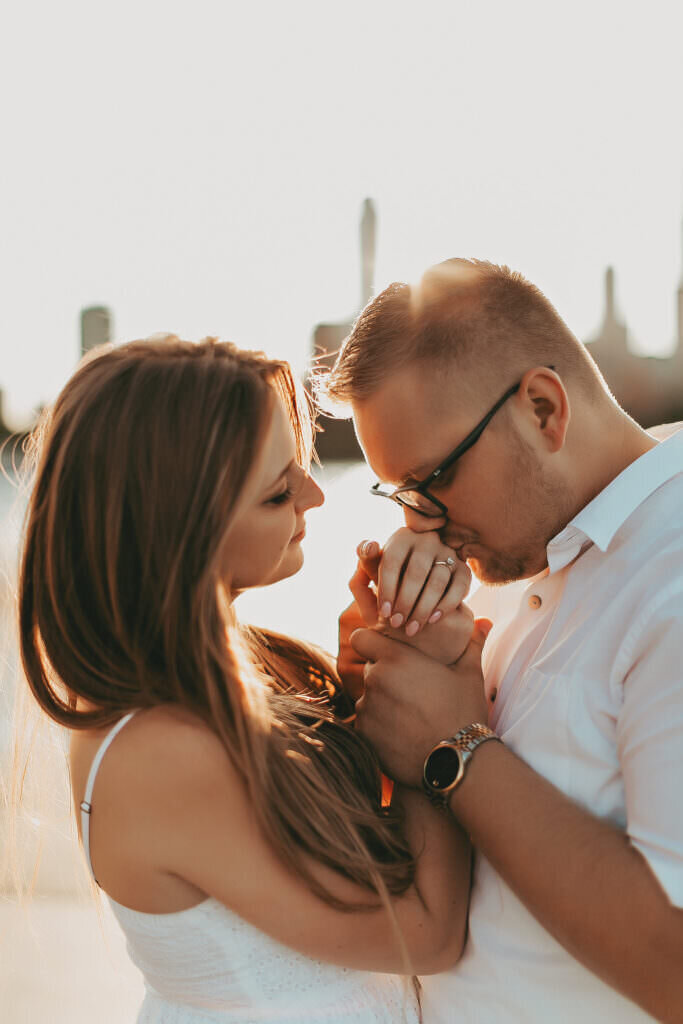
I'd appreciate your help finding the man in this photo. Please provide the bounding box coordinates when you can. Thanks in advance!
[317,260,683,1022]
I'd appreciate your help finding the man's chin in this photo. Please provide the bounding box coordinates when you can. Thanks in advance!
[468,554,528,587]
[468,556,508,586]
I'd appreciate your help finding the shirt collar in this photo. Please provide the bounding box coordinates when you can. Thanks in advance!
[546,430,683,574]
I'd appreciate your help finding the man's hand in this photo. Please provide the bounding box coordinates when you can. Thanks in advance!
[337,600,368,702]
[350,621,491,786]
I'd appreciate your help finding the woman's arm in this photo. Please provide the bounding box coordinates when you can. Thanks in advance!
[92,708,471,975]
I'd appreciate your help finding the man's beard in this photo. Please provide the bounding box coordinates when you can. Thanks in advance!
[468,550,538,586]
[467,439,575,586]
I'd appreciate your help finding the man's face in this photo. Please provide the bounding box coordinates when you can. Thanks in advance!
[352,363,571,585]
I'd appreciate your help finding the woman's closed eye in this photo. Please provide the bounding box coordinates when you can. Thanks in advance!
[265,464,308,506]
[266,486,295,506]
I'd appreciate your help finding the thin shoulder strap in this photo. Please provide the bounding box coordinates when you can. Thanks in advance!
[80,711,138,883]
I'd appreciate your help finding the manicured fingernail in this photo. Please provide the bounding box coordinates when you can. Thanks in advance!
[359,540,375,557]
[405,620,420,637]
[428,610,443,624]
[390,613,404,628]
[380,602,392,619]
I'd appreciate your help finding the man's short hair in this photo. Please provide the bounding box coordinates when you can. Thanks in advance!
[315,258,607,414]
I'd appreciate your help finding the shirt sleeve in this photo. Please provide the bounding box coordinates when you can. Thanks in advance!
[616,588,683,907]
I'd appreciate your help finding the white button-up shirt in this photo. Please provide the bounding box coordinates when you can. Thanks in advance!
[421,431,683,1023]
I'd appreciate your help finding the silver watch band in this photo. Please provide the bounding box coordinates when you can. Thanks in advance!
[422,722,499,810]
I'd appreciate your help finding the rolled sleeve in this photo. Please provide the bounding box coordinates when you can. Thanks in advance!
[617,590,683,906]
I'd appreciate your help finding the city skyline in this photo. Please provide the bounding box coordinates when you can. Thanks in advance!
[3,2,683,434]
[4,200,682,442]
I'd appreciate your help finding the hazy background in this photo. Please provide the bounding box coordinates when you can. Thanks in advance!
[2,0,683,429]
[2,1,683,1020]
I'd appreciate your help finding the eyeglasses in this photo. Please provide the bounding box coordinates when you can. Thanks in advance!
[369,379,522,519]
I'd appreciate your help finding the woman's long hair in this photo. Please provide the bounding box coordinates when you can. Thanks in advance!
[18,336,414,910]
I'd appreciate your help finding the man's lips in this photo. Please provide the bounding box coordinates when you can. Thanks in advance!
[448,541,481,562]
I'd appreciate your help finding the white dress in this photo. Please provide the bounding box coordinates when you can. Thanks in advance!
[79,713,420,1023]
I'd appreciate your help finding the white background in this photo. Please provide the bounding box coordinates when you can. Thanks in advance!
[2,0,683,428]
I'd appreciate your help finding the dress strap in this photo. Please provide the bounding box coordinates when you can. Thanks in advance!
[80,711,138,883]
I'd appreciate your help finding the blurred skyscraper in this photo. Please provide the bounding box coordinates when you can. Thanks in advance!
[310,199,376,460]
[587,249,683,426]
[311,204,683,461]
[80,305,112,356]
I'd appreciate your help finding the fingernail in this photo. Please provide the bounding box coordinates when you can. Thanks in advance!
[428,610,442,624]
[359,540,376,557]
[380,602,392,619]
[405,620,420,637]
[390,613,404,628]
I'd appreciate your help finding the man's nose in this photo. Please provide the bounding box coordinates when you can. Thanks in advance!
[403,506,447,533]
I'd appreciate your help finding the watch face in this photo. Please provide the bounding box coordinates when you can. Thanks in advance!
[424,744,461,791]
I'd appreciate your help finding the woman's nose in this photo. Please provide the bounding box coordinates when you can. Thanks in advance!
[298,473,325,511]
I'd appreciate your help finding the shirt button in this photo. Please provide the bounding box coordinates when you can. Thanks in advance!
[528,594,542,610]
[490,687,498,703]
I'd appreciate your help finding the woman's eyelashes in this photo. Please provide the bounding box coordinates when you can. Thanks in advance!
[265,464,308,506]
[266,486,295,506]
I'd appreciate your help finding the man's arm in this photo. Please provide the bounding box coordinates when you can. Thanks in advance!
[351,627,683,1022]
[449,738,683,1022]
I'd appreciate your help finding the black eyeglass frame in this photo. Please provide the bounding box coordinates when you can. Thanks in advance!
[369,375,533,519]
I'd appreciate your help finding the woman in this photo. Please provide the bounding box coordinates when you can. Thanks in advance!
[18,336,474,1023]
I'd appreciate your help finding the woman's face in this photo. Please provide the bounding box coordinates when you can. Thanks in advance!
[227,397,324,592]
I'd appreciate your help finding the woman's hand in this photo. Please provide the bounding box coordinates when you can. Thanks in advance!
[338,529,475,700]
[351,528,471,636]
[379,603,475,667]
[337,598,476,703]
[337,600,368,702]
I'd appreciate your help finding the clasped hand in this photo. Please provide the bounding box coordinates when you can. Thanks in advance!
[337,528,492,787]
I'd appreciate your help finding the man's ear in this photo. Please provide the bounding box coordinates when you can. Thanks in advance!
[519,367,570,453]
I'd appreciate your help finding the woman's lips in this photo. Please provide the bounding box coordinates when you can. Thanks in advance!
[290,528,306,543]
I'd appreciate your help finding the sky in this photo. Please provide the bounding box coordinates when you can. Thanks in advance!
[2,0,683,430]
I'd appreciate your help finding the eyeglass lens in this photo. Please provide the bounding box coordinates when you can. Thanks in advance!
[397,490,444,517]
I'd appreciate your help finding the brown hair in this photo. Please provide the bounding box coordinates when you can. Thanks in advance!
[315,258,606,412]
[18,336,413,909]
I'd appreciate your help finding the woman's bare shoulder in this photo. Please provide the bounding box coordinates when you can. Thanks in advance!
[69,704,242,911]
[108,705,236,788]
[72,703,241,821]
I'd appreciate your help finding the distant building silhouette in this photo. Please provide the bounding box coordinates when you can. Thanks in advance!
[311,206,683,461]
[310,199,376,460]
[0,391,8,444]
[586,260,683,427]
[81,305,112,356]
[0,305,113,443]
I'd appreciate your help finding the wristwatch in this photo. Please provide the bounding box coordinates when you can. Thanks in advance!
[422,723,499,810]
